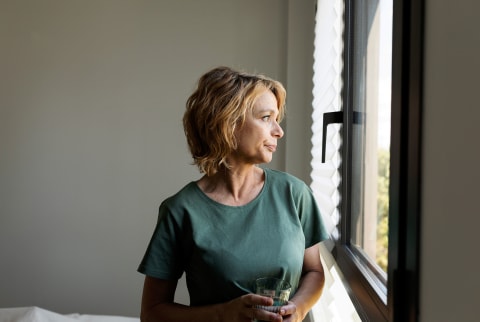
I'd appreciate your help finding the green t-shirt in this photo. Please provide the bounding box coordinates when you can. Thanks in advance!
[138,168,328,306]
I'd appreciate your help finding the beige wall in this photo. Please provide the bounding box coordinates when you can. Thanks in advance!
[421,0,480,321]
[0,0,315,317]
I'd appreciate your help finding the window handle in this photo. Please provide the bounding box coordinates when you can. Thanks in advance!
[321,111,365,163]
[322,111,343,163]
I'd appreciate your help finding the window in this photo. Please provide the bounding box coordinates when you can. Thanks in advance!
[348,0,392,285]
[311,0,423,321]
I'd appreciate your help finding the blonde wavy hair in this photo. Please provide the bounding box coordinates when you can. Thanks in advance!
[183,66,286,176]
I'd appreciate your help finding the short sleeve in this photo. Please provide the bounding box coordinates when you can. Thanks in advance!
[137,202,185,280]
[297,183,330,248]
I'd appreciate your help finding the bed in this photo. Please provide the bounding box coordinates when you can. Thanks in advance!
[0,307,139,322]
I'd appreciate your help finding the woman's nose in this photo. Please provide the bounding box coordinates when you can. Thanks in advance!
[273,121,284,138]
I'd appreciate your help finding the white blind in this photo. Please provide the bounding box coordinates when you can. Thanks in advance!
[310,0,344,241]
[309,1,362,321]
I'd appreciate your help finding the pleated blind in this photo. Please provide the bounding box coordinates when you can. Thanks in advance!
[310,0,344,241]
[309,1,362,321]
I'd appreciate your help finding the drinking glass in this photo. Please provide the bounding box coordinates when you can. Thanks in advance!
[254,277,291,313]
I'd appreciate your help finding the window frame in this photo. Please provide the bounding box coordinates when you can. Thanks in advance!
[332,0,424,321]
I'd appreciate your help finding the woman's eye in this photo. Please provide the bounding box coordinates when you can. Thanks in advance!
[262,115,271,121]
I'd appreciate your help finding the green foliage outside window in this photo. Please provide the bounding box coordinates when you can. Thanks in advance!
[377,148,390,272]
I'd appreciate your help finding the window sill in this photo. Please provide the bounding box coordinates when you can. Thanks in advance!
[309,240,362,322]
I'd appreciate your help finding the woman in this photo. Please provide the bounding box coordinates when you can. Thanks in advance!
[138,66,328,322]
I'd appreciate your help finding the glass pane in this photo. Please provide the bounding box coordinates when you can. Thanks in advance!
[350,0,392,275]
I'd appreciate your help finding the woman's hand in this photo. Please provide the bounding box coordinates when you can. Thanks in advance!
[219,293,283,322]
[277,301,304,322]
[141,276,288,322]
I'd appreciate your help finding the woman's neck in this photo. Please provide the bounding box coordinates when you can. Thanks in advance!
[197,165,265,206]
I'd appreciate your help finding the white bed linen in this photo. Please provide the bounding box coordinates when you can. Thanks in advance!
[0,307,139,322]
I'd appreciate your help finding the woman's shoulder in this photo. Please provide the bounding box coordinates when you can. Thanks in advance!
[264,167,307,187]
[160,181,200,209]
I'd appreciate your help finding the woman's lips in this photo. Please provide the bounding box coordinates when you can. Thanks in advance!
[266,144,277,152]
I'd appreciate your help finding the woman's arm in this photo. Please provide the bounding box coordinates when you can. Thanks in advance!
[140,276,283,322]
[281,243,325,322]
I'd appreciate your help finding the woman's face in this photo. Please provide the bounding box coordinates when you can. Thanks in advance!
[231,90,284,166]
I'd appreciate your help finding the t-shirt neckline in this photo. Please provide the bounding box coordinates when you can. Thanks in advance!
[191,167,270,209]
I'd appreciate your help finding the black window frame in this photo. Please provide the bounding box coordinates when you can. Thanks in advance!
[332,0,424,321]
